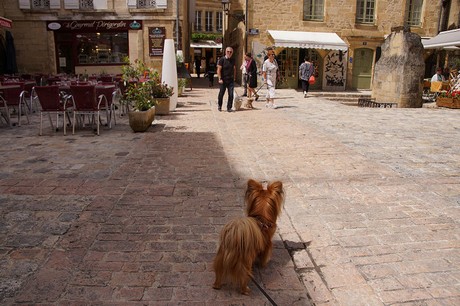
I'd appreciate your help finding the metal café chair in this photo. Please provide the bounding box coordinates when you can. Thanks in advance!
[95,85,117,128]
[0,84,29,126]
[70,84,107,135]
[0,93,10,126]
[33,85,73,135]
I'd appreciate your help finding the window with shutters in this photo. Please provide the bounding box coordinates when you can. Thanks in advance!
[79,0,94,9]
[205,11,213,32]
[32,0,50,9]
[216,11,222,32]
[194,11,202,31]
[406,0,423,26]
[303,0,324,21]
[355,0,375,24]
[138,0,157,8]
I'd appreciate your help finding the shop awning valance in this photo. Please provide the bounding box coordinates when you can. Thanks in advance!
[190,40,222,49]
[422,28,460,49]
[268,30,348,51]
[0,17,12,28]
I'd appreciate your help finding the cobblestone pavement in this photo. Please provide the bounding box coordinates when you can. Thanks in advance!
[0,78,459,306]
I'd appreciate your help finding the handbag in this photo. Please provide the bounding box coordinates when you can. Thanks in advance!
[308,75,316,85]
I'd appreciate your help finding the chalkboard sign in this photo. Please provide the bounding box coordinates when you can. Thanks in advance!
[149,27,166,57]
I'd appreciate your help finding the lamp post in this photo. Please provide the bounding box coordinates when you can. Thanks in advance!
[221,0,245,50]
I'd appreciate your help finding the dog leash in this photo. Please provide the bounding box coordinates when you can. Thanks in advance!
[250,275,278,306]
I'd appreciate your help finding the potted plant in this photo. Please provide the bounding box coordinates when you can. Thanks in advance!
[121,58,156,132]
[177,78,188,96]
[151,72,174,115]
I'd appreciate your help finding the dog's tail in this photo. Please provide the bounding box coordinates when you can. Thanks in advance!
[214,217,265,283]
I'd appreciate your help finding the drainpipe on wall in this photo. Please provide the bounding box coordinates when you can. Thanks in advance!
[245,0,248,52]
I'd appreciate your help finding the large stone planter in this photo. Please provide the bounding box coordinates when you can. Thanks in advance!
[155,97,170,115]
[128,106,155,132]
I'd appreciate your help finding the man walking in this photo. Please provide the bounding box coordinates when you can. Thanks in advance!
[217,47,236,112]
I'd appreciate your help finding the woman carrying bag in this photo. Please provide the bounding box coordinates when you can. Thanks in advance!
[299,57,315,98]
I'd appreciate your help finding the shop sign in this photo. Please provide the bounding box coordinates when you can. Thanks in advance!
[149,27,166,57]
[0,17,12,28]
[46,20,143,32]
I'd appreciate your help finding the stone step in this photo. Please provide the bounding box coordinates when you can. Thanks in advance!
[309,91,372,102]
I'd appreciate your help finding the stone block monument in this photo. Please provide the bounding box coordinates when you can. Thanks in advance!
[372,27,425,108]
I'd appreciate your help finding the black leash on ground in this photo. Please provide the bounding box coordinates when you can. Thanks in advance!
[250,275,278,306]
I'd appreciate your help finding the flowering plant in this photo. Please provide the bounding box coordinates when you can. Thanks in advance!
[120,58,173,111]
[439,90,460,98]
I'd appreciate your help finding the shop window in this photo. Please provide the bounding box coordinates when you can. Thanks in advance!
[76,32,128,65]
[303,0,324,21]
[406,0,423,26]
[355,0,375,24]
[205,11,213,32]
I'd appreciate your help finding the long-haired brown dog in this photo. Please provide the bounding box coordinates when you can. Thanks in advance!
[212,179,284,295]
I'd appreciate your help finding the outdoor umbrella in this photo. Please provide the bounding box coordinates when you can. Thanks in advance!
[5,30,17,74]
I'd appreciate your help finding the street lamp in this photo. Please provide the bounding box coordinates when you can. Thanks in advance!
[221,0,245,23]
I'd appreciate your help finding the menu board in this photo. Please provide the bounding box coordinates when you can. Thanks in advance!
[149,27,166,57]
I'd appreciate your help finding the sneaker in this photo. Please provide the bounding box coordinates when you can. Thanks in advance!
[218,107,222,111]
[304,93,307,98]
[227,109,234,112]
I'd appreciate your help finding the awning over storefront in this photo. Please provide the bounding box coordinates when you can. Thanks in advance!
[268,30,348,51]
[0,17,13,28]
[422,28,460,49]
[190,40,222,49]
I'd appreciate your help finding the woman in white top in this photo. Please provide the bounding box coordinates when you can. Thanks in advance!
[262,49,279,109]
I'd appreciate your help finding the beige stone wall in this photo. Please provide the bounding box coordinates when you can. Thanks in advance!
[236,0,442,89]
[2,0,183,74]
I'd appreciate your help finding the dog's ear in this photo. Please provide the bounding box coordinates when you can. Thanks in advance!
[247,179,262,191]
[268,181,284,195]
[268,181,284,214]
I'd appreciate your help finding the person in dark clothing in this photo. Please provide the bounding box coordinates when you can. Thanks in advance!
[195,57,201,78]
[207,57,217,87]
[217,47,236,112]
[244,52,259,100]
[299,56,314,98]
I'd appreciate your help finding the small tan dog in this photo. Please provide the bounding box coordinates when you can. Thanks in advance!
[244,97,254,109]
[233,90,243,111]
[212,179,285,295]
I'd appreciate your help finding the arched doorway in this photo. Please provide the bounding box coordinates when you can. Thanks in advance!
[352,48,374,89]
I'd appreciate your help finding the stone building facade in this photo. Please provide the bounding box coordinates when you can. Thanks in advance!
[1,0,188,75]
[224,0,457,90]
[189,0,223,73]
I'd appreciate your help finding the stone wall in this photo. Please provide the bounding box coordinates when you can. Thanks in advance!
[372,28,425,108]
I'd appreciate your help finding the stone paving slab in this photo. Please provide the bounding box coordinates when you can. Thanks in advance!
[1,79,459,305]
